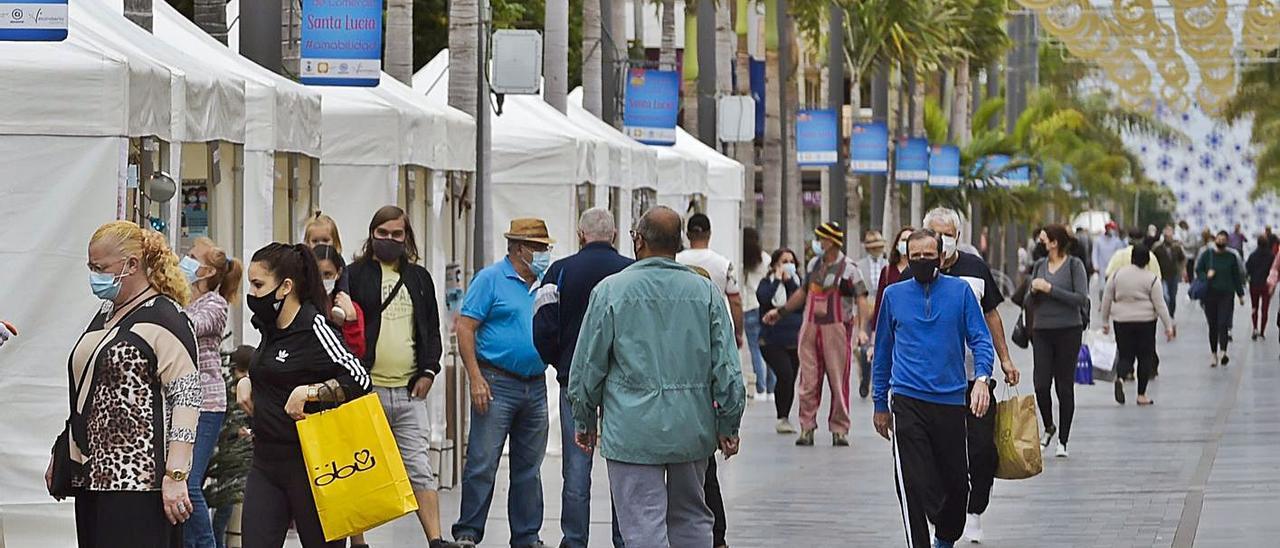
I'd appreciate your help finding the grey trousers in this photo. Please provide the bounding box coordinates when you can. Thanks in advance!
[606,458,712,548]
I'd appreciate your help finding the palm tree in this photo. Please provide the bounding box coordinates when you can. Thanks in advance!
[1224,57,1280,195]
[545,0,570,113]
[449,0,480,116]
[194,0,226,44]
[761,0,782,250]
[660,0,678,68]
[386,0,413,84]
[582,0,604,117]
[782,5,804,252]
[731,0,756,229]
[682,6,699,136]
[282,1,300,75]
[125,0,152,31]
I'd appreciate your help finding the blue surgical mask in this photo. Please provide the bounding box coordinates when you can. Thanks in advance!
[811,240,824,255]
[530,251,552,279]
[179,256,202,283]
[782,262,798,279]
[89,270,124,301]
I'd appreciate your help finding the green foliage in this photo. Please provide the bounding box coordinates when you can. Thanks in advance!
[971,96,1004,132]
[922,98,948,143]
[1223,51,1280,196]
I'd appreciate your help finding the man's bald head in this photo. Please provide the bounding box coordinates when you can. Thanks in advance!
[634,206,683,259]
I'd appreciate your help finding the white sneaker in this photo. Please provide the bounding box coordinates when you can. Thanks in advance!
[776,419,797,434]
[767,393,776,402]
[1055,442,1069,458]
[962,513,983,543]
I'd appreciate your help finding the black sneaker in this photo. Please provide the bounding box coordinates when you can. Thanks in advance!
[1221,354,1230,366]
[454,538,478,548]
[859,381,870,399]
[1041,425,1057,448]
[1114,379,1126,405]
[431,540,461,548]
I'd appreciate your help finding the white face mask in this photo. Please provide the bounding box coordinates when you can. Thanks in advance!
[811,240,824,256]
[323,279,337,294]
[941,235,958,258]
[782,262,798,279]
[897,241,908,257]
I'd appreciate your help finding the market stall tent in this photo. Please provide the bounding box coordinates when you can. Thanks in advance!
[673,127,746,266]
[567,87,659,238]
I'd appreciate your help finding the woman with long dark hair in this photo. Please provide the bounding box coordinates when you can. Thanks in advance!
[236,243,370,547]
[741,227,775,400]
[1023,224,1089,459]
[756,247,804,433]
[869,227,914,334]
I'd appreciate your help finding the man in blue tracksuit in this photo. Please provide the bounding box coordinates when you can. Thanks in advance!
[872,230,996,548]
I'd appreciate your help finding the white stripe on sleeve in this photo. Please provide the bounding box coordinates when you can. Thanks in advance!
[312,315,371,391]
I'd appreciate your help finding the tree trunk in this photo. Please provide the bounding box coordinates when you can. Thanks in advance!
[545,0,570,113]
[733,0,756,230]
[910,65,926,227]
[281,0,300,76]
[385,0,413,84]
[780,3,802,252]
[582,0,603,117]
[881,63,900,237]
[448,0,480,116]
[847,69,863,259]
[194,0,226,43]
[683,8,698,136]
[124,0,152,32]
[660,0,678,68]
[762,49,783,250]
[951,59,971,146]
[604,0,627,126]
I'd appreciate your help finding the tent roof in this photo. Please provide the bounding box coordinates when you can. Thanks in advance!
[78,0,246,144]
[153,0,321,156]
[413,51,602,186]
[674,127,745,201]
[567,88,659,191]
[316,86,405,166]
[652,144,707,198]
[373,76,476,172]
[0,9,171,138]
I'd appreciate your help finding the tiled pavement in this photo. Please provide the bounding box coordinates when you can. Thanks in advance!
[342,299,1280,547]
[4,298,1277,547]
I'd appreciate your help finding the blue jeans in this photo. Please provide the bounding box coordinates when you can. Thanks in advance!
[559,391,626,548]
[453,369,549,545]
[1164,278,1179,317]
[744,310,775,394]
[185,411,224,548]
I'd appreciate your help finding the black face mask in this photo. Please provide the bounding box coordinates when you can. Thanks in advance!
[1216,241,1227,250]
[910,258,941,284]
[1032,242,1048,260]
[247,284,284,328]
[372,237,406,263]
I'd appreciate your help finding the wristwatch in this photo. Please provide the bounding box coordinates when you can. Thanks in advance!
[974,375,991,385]
[166,469,189,482]
[306,384,320,402]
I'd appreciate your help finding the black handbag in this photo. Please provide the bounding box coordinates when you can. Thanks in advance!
[48,422,82,499]
[1011,309,1031,349]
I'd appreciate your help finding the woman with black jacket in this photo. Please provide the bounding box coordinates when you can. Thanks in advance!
[345,206,453,547]
[757,248,805,434]
[235,243,370,548]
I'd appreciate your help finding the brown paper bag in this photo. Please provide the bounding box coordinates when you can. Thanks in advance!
[994,390,1043,480]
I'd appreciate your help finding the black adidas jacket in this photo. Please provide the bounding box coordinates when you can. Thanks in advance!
[249,303,370,453]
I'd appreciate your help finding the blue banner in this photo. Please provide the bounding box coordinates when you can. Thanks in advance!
[850,122,889,174]
[300,0,384,87]
[796,109,838,166]
[977,155,1031,187]
[750,58,765,138]
[895,137,929,182]
[928,145,961,188]
[624,68,680,145]
[0,0,67,41]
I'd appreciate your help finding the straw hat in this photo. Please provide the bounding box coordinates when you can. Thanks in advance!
[503,218,556,245]
[862,230,886,248]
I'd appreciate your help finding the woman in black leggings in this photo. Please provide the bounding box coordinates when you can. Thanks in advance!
[236,244,371,547]
[1023,225,1089,459]
[756,248,804,434]
[1196,231,1246,367]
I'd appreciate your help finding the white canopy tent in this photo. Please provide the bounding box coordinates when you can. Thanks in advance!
[414,50,615,262]
[151,0,322,343]
[566,87,659,237]
[0,9,178,546]
[673,127,746,266]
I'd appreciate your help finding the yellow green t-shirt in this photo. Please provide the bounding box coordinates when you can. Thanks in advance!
[372,262,417,387]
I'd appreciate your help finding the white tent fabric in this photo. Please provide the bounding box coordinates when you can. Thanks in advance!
[374,76,476,172]
[81,0,246,144]
[567,87,658,191]
[670,128,746,267]
[0,14,171,139]
[152,0,320,156]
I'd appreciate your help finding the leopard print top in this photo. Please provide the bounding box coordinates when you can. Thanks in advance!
[68,295,202,491]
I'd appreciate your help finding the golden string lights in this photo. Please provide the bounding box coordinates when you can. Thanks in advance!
[1017,0,1280,114]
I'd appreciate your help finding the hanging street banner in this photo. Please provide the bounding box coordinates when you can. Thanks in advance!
[850,122,889,174]
[300,0,384,87]
[977,154,1032,187]
[796,109,838,166]
[928,145,962,188]
[624,68,680,145]
[750,58,765,139]
[0,0,68,41]
[895,137,930,182]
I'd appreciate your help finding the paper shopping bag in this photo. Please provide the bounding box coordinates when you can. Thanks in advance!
[296,393,418,541]
[993,389,1043,480]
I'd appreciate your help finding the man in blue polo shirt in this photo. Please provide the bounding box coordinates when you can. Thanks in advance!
[452,218,555,548]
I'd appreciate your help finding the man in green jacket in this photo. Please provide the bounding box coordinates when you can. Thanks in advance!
[568,206,745,548]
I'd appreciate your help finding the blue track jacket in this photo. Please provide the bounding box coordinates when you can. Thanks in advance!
[872,274,995,413]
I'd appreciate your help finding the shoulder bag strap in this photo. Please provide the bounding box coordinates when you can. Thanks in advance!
[380,277,407,313]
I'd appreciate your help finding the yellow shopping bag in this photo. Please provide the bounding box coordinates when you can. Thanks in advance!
[296,393,419,541]
[993,386,1044,480]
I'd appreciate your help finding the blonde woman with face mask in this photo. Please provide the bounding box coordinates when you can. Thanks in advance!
[51,221,202,548]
